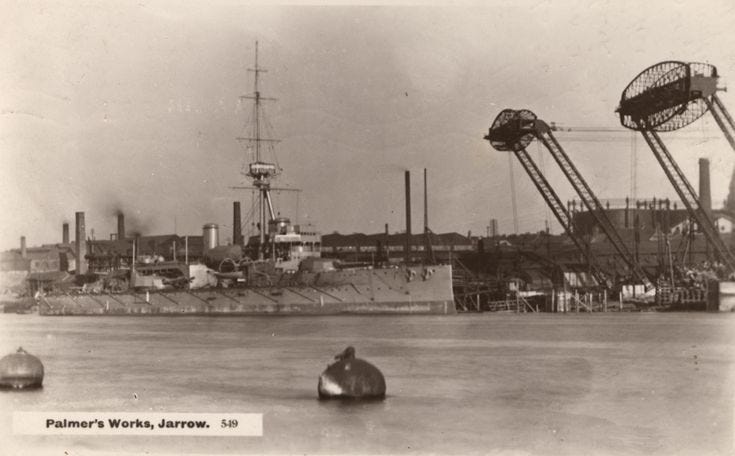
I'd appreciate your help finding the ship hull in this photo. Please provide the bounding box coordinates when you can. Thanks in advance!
[38,265,455,316]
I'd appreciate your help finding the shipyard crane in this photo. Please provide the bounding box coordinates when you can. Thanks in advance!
[486,108,654,289]
[484,109,610,288]
[617,61,735,273]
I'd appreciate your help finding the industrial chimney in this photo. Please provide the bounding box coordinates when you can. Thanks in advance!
[62,222,69,244]
[20,236,27,259]
[75,211,88,275]
[423,168,428,232]
[233,202,242,246]
[699,158,712,215]
[726,167,735,214]
[117,212,126,240]
[405,170,412,263]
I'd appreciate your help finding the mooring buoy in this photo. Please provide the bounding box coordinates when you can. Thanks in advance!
[0,347,44,390]
[318,346,385,400]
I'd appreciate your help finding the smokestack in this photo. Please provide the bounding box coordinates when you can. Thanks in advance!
[699,158,712,215]
[62,223,69,244]
[405,170,411,263]
[423,168,428,232]
[117,213,125,240]
[20,236,27,259]
[75,211,87,275]
[726,167,735,213]
[233,202,242,246]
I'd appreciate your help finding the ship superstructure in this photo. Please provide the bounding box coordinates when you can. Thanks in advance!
[233,41,312,265]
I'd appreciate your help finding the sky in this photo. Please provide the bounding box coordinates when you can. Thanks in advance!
[2,0,735,250]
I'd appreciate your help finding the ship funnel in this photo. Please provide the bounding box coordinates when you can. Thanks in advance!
[202,223,219,253]
[20,236,27,259]
[62,222,69,244]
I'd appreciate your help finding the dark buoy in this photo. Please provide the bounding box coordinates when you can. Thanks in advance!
[0,347,44,390]
[318,346,386,400]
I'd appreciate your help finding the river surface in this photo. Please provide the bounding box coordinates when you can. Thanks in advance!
[1,313,734,455]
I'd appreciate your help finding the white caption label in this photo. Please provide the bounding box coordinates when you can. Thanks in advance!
[13,412,262,436]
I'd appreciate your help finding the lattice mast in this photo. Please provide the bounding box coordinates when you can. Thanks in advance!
[617,61,735,272]
[484,109,610,288]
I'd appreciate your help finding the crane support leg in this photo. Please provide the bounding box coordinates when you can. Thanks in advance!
[513,148,608,287]
[535,130,652,287]
[638,129,735,271]
[706,95,735,154]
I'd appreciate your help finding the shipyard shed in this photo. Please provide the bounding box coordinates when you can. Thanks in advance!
[26,271,75,295]
[459,245,599,291]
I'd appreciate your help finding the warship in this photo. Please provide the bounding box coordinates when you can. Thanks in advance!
[38,42,455,316]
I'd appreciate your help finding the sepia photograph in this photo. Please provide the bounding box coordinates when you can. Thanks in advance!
[1,1,734,455]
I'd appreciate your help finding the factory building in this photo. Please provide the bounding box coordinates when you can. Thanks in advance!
[0,235,77,296]
[320,231,474,263]
[569,199,734,237]
[87,234,203,273]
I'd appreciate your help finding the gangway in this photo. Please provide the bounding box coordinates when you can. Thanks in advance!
[617,61,735,272]
[485,108,652,289]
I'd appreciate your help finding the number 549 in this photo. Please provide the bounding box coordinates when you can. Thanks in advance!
[221,419,239,428]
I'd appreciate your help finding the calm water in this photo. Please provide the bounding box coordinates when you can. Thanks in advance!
[1,313,734,455]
